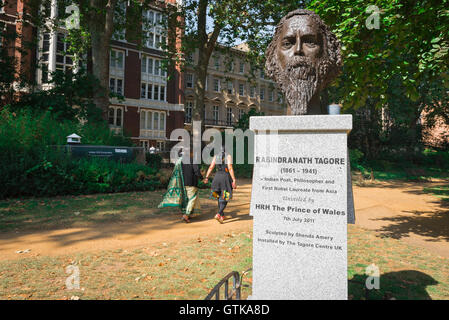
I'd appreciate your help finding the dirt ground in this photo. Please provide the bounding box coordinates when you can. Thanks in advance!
[353,180,449,258]
[0,179,448,261]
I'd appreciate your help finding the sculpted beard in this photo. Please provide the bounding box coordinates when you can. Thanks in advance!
[278,56,320,115]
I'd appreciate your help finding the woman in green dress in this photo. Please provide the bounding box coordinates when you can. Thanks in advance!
[158,151,201,223]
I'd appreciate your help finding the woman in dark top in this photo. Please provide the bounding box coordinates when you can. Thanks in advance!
[203,147,237,224]
[181,152,203,223]
[182,161,202,187]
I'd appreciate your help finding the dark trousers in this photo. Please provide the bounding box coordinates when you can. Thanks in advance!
[217,191,228,216]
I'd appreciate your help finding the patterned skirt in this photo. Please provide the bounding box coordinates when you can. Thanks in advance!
[184,186,201,215]
[210,171,233,201]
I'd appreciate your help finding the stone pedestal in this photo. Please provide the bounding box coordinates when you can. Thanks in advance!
[249,115,352,300]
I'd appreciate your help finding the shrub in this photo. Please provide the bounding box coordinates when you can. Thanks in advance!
[0,108,133,148]
[146,153,163,170]
[234,164,254,179]
[0,152,161,199]
[0,109,161,199]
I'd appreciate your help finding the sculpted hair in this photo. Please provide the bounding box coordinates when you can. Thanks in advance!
[265,9,342,90]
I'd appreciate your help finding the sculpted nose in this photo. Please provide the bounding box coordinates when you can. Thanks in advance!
[294,36,303,56]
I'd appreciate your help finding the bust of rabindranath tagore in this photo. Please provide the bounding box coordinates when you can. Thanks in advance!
[265,9,342,115]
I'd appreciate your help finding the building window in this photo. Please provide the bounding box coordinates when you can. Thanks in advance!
[160,112,165,131]
[186,73,194,88]
[141,55,166,101]
[269,90,274,102]
[239,109,245,120]
[140,82,153,100]
[143,9,166,50]
[213,106,219,124]
[141,56,166,77]
[110,49,124,94]
[140,110,152,130]
[110,78,123,95]
[140,83,165,101]
[187,52,194,64]
[159,85,165,101]
[260,69,265,79]
[39,31,76,85]
[213,78,220,92]
[110,49,124,69]
[141,83,150,99]
[141,57,146,73]
[238,83,245,96]
[154,59,160,75]
[40,33,51,83]
[154,85,159,100]
[226,107,233,126]
[214,57,220,70]
[250,86,256,98]
[112,1,126,41]
[108,106,123,127]
[140,110,166,138]
[239,62,244,74]
[185,101,193,123]
[141,140,150,152]
[227,81,233,94]
[260,87,265,100]
[55,33,73,74]
[157,141,165,151]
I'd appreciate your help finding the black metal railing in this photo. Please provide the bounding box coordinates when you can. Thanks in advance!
[184,117,237,127]
[204,118,238,127]
[205,271,384,300]
[205,269,252,300]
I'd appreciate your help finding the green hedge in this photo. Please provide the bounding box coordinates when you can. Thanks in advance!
[0,146,161,199]
[348,147,449,180]
[0,109,161,199]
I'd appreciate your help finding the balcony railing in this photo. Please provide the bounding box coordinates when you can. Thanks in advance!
[184,117,238,127]
[140,129,165,139]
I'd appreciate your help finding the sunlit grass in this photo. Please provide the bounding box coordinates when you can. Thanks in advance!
[0,226,448,300]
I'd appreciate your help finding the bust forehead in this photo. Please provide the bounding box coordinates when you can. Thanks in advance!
[281,14,320,37]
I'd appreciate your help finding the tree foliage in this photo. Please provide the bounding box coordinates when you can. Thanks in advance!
[308,0,449,152]
[166,0,307,123]
[7,67,104,121]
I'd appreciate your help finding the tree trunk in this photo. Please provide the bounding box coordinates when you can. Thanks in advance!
[193,0,220,126]
[86,0,117,120]
[193,49,207,122]
[406,102,423,156]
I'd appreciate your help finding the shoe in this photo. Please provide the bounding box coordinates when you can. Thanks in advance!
[182,214,190,223]
[215,213,224,224]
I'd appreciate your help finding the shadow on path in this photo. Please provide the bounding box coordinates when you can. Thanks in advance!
[373,209,449,242]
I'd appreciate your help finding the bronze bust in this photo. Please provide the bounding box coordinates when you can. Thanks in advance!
[265,9,342,115]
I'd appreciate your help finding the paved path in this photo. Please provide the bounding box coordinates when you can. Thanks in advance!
[0,179,448,260]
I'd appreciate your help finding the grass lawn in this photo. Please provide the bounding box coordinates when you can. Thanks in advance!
[0,225,448,300]
[371,169,448,181]
[422,185,449,203]
[0,231,253,300]
[0,182,448,300]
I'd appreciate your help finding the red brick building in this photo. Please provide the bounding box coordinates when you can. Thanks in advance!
[1,0,36,97]
[1,0,185,151]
